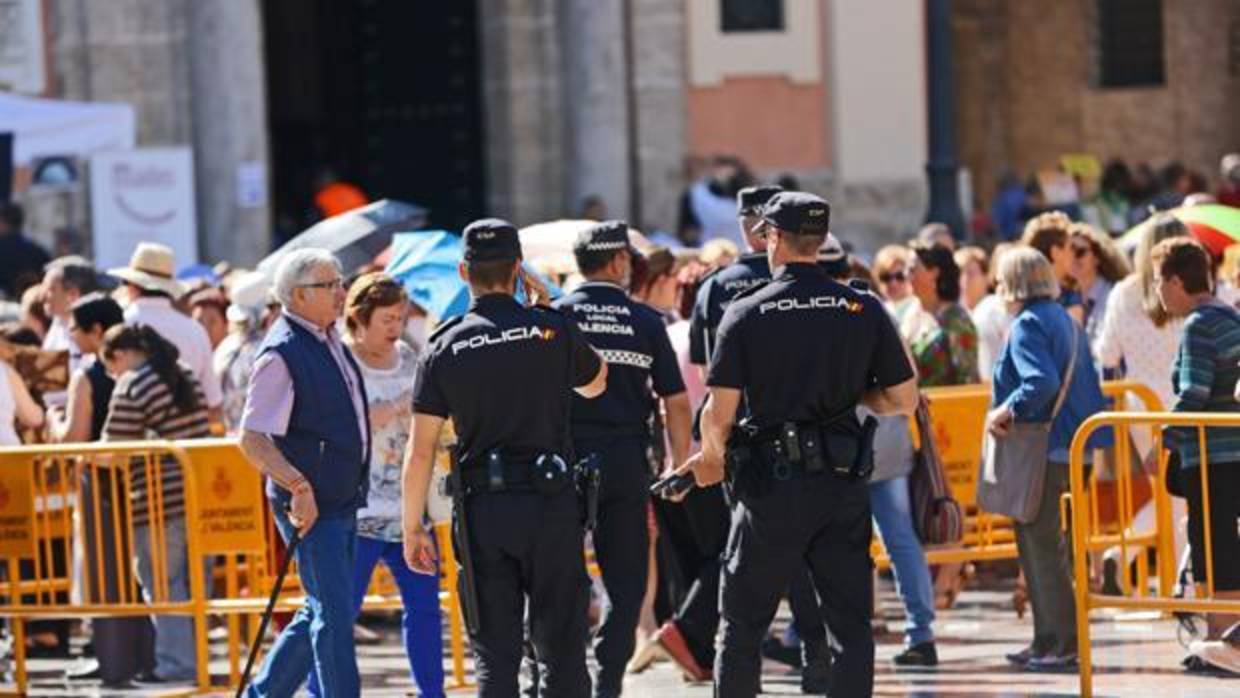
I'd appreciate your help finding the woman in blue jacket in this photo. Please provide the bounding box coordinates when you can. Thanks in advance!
[986,248,1112,671]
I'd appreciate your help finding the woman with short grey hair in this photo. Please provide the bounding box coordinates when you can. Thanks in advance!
[985,248,1111,671]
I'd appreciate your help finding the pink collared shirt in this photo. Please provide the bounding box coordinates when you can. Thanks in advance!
[240,312,369,448]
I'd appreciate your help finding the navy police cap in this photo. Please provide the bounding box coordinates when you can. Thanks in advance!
[736,185,783,216]
[573,219,635,255]
[463,218,522,262]
[758,191,832,235]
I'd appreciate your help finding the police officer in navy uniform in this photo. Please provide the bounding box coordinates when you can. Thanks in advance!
[682,192,919,697]
[645,184,783,682]
[401,218,608,698]
[688,184,782,365]
[551,220,693,697]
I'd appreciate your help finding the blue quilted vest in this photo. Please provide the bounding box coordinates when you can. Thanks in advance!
[258,315,369,517]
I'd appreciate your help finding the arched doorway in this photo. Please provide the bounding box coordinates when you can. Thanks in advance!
[262,0,486,242]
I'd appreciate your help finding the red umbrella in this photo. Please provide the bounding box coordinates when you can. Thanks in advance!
[1120,204,1240,258]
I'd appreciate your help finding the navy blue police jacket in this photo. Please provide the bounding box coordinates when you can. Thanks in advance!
[688,252,771,365]
[707,263,913,431]
[413,294,601,467]
[553,281,685,439]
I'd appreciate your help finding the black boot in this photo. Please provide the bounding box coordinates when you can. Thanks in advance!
[893,641,939,667]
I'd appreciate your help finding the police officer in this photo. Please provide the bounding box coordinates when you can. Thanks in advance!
[645,185,784,682]
[688,184,782,365]
[682,192,919,697]
[401,218,608,698]
[551,220,692,696]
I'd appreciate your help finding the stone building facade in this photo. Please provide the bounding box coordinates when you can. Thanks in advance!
[13,0,1240,266]
[954,0,1240,210]
[14,0,937,265]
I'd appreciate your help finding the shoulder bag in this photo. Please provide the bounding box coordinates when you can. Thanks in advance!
[909,396,965,545]
[977,325,1079,523]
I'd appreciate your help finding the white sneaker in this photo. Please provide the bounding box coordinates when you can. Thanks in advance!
[1189,639,1240,675]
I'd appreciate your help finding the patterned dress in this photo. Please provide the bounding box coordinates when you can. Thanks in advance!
[910,302,980,387]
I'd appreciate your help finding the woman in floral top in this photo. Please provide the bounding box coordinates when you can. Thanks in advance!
[307,273,444,698]
[906,240,979,609]
[908,241,980,387]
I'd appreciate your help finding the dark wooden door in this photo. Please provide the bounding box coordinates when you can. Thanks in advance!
[263,0,485,241]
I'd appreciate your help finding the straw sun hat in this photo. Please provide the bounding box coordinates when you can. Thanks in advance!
[107,242,187,298]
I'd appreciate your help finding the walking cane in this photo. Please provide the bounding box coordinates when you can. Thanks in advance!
[235,530,302,698]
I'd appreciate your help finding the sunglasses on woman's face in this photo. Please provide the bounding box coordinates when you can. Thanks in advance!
[879,270,908,284]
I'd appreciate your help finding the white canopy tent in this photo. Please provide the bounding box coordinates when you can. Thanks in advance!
[0,91,136,165]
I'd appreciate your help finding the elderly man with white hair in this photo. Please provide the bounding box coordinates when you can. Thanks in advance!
[238,249,371,697]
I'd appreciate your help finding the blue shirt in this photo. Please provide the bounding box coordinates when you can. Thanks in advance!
[991,299,1112,461]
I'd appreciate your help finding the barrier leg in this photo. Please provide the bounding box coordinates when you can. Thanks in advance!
[1154,436,1177,596]
[11,617,26,694]
[226,556,241,687]
[1071,449,1093,698]
[448,584,466,688]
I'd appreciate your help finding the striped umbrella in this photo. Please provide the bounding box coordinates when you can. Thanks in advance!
[1120,204,1240,258]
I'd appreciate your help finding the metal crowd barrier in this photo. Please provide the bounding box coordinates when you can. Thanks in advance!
[0,439,471,696]
[1070,411,1240,697]
[872,380,1167,573]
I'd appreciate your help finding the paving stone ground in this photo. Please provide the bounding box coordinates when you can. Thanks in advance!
[9,583,1239,696]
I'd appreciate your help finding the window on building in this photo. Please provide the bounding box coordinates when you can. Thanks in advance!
[720,0,783,33]
[1095,0,1165,88]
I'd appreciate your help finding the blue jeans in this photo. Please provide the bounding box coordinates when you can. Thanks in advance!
[134,518,196,681]
[246,508,359,698]
[869,476,935,645]
[307,536,445,698]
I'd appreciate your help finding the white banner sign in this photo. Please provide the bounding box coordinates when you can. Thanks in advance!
[0,0,46,94]
[90,147,198,270]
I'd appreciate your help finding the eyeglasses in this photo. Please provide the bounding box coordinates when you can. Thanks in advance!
[878,270,908,284]
[1071,245,1091,259]
[299,278,345,291]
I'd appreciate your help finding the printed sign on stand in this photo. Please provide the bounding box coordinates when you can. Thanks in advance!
[90,147,198,269]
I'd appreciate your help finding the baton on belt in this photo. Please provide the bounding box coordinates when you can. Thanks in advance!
[235,528,301,698]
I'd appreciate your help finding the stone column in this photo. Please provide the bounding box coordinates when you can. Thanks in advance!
[40,0,194,256]
[187,0,272,266]
[558,0,631,219]
[479,0,565,225]
[629,0,686,232]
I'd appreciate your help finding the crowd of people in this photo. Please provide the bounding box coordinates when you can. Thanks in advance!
[0,149,1237,694]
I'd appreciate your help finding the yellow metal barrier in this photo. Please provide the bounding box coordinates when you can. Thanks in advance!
[0,439,472,695]
[1069,411,1240,697]
[0,440,212,696]
[872,380,1166,571]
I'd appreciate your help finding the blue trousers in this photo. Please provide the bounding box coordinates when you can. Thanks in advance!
[246,509,359,698]
[869,476,935,645]
[307,536,445,698]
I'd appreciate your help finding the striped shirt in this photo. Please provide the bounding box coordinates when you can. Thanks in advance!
[102,362,210,523]
[1167,301,1240,468]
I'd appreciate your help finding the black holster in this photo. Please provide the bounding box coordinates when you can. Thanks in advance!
[446,454,482,635]
[725,416,879,498]
[575,453,601,531]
